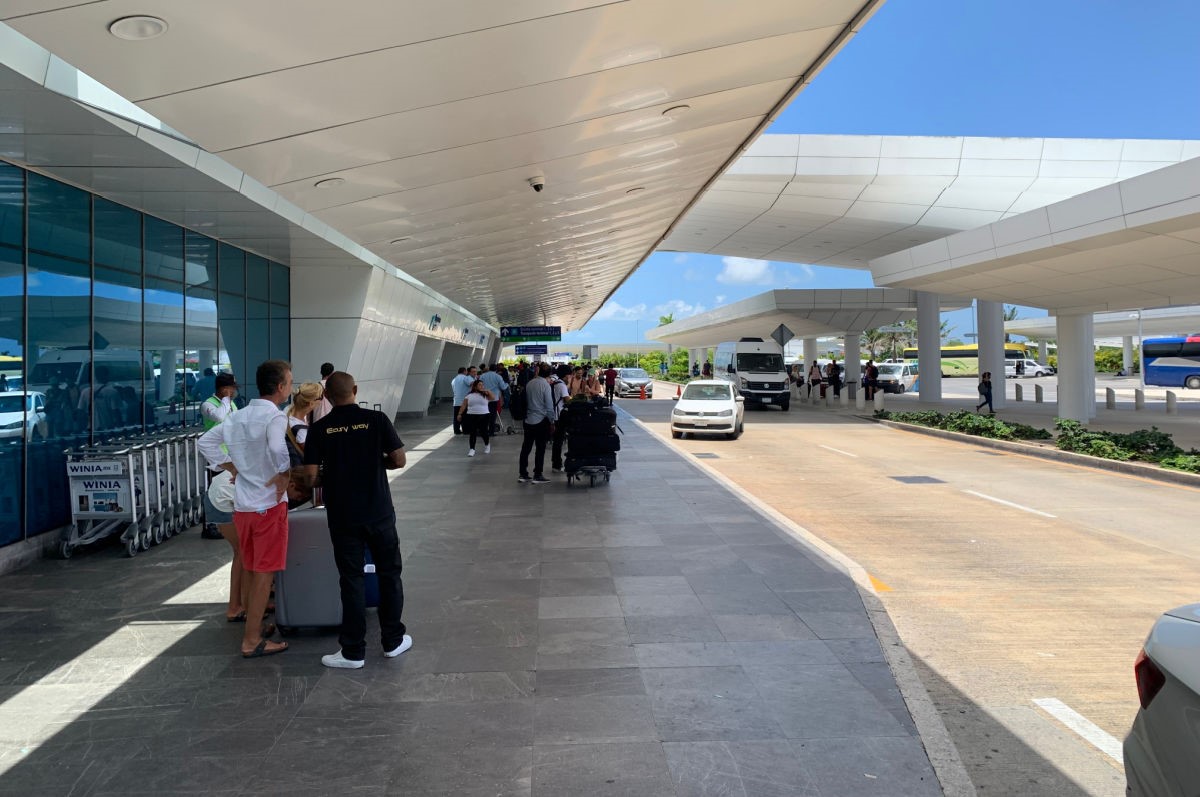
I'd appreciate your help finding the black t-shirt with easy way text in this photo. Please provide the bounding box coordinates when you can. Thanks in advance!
[304,404,403,527]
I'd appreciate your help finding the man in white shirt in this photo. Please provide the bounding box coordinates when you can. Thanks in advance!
[200,373,238,430]
[450,366,474,435]
[198,360,294,659]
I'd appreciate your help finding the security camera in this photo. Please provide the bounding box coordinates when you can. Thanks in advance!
[528,176,545,193]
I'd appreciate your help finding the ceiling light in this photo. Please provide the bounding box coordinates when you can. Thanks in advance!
[108,15,168,40]
[625,187,645,195]
[314,177,345,189]
[661,104,691,117]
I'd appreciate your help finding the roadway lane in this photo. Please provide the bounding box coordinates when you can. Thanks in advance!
[615,391,1198,797]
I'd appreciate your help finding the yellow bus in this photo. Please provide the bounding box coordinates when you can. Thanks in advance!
[900,344,1030,377]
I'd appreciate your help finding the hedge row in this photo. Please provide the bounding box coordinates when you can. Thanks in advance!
[873,409,1052,441]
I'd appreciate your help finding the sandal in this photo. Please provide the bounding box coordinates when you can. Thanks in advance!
[226,612,247,623]
[261,622,277,638]
[241,638,288,659]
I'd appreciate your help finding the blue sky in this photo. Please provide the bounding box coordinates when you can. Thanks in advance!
[564,0,1200,345]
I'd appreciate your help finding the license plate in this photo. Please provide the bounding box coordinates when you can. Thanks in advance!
[761,397,771,404]
[693,420,708,427]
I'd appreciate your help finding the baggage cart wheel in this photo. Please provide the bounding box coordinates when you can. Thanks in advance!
[59,541,75,560]
[152,524,165,546]
[125,537,139,558]
[139,529,152,551]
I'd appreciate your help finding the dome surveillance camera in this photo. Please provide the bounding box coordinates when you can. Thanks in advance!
[528,176,545,192]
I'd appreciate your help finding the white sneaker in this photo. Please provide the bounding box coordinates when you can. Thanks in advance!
[321,650,365,669]
[468,449,476,457]
[484,444,491,454]
[384,635,413,658]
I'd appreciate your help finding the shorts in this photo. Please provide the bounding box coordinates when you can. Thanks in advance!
[234,502,289,573]
[203,493,234,525]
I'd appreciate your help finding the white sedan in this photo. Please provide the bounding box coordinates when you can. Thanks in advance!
[670,380,744,440]
[1124,602,1200,794]
[0,391,48,441]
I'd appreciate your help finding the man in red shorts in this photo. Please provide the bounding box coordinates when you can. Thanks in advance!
[199,359,293,658]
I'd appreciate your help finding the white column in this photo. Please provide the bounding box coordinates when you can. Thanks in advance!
[198,349,214,373]
[802,338,819,373]
[158,349,178,401]
[687,349,696,377]
[397,337,446,417]
[843,333,862,395]
[916,291,942,402]
[977,300,1006,410]
[1122,336,1134,375]
[1039,341,1049,363]
[1056,312,1096,421]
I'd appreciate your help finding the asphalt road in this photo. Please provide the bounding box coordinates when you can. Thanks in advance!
[616,391,1198,797]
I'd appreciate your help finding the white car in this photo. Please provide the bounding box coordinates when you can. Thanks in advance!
[1123,603,1200,794]
[0,391,48,441]
[875,363,917,394]
[670,380,744,440]
[1004,359,1055,378]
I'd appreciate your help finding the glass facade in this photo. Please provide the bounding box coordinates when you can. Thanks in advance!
[0,162,291,548]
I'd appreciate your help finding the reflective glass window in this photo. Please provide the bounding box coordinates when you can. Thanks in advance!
[269,262,289,305]
[246,254,269,301]
[185,232,219,424]
[218,246,246,389]
[0,165,24,546]
[92,199,145,438]
[246,299,270,393]
[144,216,185,429]
[270,304,290,362]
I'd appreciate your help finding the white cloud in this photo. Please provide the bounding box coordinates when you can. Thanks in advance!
[717,257,774,285]
[672,254,689,265]
[654,299,706,319]
[714,294,726,305]
[594,300,646,321]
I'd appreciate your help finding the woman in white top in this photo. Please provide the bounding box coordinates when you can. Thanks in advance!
[807,361,823,399]
[285,382,323,505]
[458,379,495,456]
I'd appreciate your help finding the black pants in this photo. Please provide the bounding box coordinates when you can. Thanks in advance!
[520,418,553,478]
[605,385,615,405]
[551,420,567,470]
[452,402,463,434]
[977,391,994,412]
[329,513,406,661]
[464,413,490,449]
[487,400,499,432]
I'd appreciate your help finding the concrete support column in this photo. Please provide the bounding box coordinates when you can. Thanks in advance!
[802,338,819,374]
[1039,341,1049,363]
[1056,313,1096,421]
[1122,336,1134,375]
[198,349,215,374]
[977,300,1006,410]
[843,333,862,395]
[396,337,446,418]
[916,291,942,402]
[687,349,696,377]
[158,349,177,401]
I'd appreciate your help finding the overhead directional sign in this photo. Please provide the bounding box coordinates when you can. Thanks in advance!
[770,323,794,348]
[878,324,907,334]
[500,325,561,342]
[515,344,548,355]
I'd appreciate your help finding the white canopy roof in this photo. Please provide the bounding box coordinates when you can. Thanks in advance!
[1006,306,1200,340]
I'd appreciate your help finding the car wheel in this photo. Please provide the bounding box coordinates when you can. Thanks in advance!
[780,400,789,412]
[671,430,682,439]
[1186,376,1200,390]
[898,384,905,394]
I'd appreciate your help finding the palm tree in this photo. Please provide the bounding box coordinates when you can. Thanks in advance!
[860,328,889,360]
[658,314,675,359]
[1003,305,1019,342]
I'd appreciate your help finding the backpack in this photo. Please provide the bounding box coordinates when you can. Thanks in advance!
[285,422,307,467]
[508,387,528,421]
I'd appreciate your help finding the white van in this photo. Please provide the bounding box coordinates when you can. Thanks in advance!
[28,348,153,394]
[1004,358,1055,378]
[713,338,790,410]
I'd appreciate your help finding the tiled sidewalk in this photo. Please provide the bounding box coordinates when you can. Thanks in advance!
[0,410,940,796]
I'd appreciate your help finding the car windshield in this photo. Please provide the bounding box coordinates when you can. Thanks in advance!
[0,395,26,413]
[736,353,783,372]
[878,365,903,375]
[681,384,732,401]
[618,369,648,379]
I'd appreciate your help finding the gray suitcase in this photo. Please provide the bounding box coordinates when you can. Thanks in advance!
[275,507,342,631]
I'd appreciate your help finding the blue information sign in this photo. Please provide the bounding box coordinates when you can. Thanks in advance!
[515,344,548,355]
[500,325,561,342]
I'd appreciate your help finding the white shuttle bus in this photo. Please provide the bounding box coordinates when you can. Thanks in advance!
[713,338,790,411]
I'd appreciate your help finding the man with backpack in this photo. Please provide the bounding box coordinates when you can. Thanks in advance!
[517,363,555,485]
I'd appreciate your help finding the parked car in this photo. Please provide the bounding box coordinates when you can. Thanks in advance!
[1123,602,1200,794]
[1004,359,1055,378]
[0,391,48,441]
[670,380,744,440]
[615,368,653,398]
[875,363,917,394]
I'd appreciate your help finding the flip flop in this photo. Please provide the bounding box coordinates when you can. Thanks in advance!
[261,622,277,638]
[241,639,288,659]
[226,612,247,623]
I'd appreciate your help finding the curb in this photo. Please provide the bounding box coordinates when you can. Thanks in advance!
[868,417,1200,489]
[616,407,976,797]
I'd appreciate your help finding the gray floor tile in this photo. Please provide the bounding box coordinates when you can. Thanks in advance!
[461,578,542,600]
[533,742,675,796]
[536,646,638,671]
[625,615,726,644]
[619,594,709,617]
[791,736,942,796]
[711,613,817,641]
[537,617,631,653]
[744,664,908,739]
[538,595,623,619]
[634,642,739,668]
[792,610,878,640]
[539,577,616,597]
[663,740,820,797]
[608,559,684,577]
[539,561,612,579]
[535,668,646,698]
[775,587,868,613]
[533,695,659,744]
[387,743,532,796]
[434,645,537,673]
[613,575,695,595]
[727,640,841,666]
[696,591,793,615]
[824,637,887,664]
[405,700,536,746]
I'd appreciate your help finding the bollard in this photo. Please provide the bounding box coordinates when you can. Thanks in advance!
[1135,389,1145,411]
[1166,391,1177,415]
[1014,384,1023,402]
[1035,384,1044,403]
[855,390,866,410]
[1106,387,1116,409]
[873,391,885,411]
[840,388,849,408]
[825,390,833,408]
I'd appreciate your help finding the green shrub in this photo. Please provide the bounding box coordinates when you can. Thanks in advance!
[1160,454,1200,473]
[1108,427,1181,461]
[877,409,1052,441]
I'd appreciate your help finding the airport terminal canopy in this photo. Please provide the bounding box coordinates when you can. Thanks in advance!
[870,157,1200,315]
[661,135,1199,270]
[1,1,885,330]
[647,288,968,349]
[1005,306,1200,340]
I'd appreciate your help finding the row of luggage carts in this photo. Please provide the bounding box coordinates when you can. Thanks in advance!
[560,397,621,487]
[62,429,207,559]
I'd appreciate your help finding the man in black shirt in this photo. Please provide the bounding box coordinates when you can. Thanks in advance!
[303,372,409,669]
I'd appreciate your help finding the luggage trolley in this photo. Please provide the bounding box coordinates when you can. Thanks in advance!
[561,398,620,489]
[178,431,203,530]
[62,443,151,559]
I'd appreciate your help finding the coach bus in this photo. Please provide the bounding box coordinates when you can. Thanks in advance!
[900,343,1030,377]
[1142,336,1200,389]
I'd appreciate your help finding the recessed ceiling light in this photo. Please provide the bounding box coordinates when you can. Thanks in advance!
[625,187,645,195]
[389,237,411,244]
[108,15,168,40]
[661,104,691,117]
[314,177,345,189]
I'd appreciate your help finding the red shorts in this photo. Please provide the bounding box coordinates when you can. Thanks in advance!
[234,502,288,573]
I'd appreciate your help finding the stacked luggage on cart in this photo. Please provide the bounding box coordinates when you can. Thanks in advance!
[560,397,620,487]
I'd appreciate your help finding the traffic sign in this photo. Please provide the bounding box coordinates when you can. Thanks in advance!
[877,325,907,334]
[500,326,561,342]
[770,323,794,348]
[515,344,548,355]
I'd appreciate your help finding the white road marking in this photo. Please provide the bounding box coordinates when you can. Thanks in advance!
[1032,698,1124,764]
[819,444,858,458]
[962,489,1056,518]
